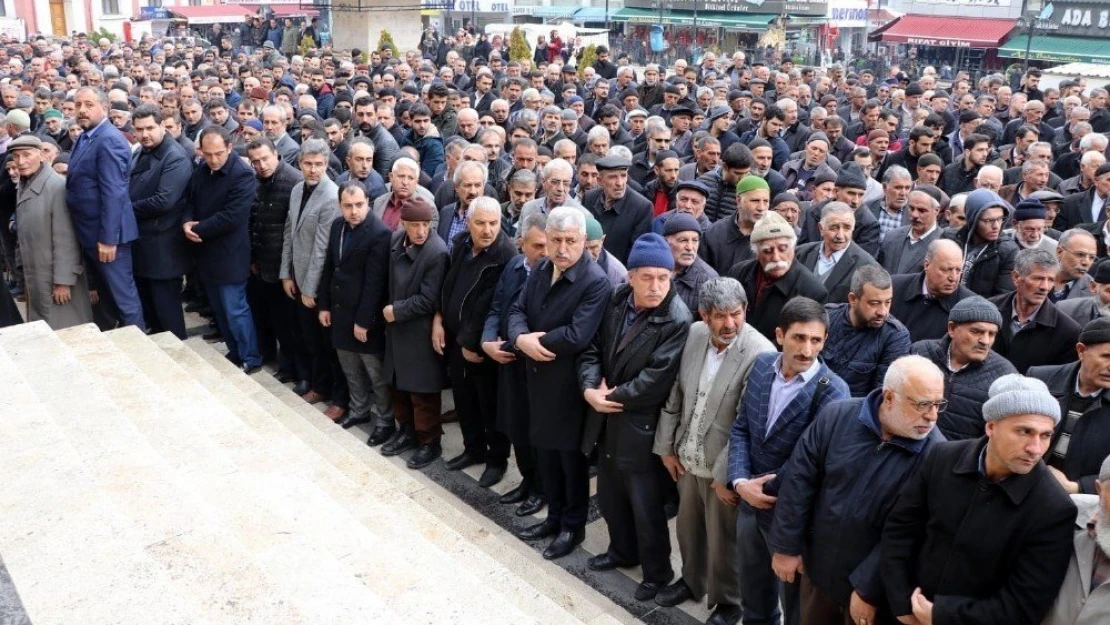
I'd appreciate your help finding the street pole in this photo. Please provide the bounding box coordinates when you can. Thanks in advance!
[1023,13,1035,73]
[692,0,698,62]
[605,0,609,30]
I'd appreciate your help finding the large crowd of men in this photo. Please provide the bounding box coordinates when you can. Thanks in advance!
[1,28,1110,625]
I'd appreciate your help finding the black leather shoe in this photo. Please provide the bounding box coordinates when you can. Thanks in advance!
[655,579,695,607]
[542,529,584,560]
[634,580,668,602]
[274,371,294,384]
[292,380,311,395]
[406,442,442,469]
[184,301,206,313]
[202,330,223,342]
[478,464,506,488]
[499,483,529,504]
[239,363,262,375]
[516,518,559,541]
[380,430,417,456]
[705,603,741,625]
[444,451,481,472]
[664,499,680,520]
[515,494,546,517]
[363,424,394,441]
[586,553,633,571]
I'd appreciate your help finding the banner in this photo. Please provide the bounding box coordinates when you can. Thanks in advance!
[624,0,828,17]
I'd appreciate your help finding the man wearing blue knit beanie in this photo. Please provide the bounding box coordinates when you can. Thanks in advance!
[579,232,693,602]
[882,373,1077,625]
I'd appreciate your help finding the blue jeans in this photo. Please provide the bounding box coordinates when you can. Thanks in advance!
[206,281,261,367]
[736,504,800,625]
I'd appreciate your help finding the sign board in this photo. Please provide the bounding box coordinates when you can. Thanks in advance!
[452,0,512,12]
[624,0,828,16]
[912,0,1012,5]
[828,0,867,27]
[139,7,173,20]
[1034,2,1110,38]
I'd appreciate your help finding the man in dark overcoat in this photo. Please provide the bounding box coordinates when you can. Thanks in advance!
[881,374,1077,625]
[380,197,451,469]
[578,233,691,601]
[317,182,393,435]
[508,206,612,560]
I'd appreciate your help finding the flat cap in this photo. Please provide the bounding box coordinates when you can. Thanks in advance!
[675,179,710,198]
[596,155,632,171]
[7,135,42,151]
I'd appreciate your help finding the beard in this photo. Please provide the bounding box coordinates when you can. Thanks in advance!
[1097,514,1110,556]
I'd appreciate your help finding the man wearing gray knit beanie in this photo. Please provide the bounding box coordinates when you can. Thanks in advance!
[882,373,1077,625]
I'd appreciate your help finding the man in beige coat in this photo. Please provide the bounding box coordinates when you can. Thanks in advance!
[11,135,92,329]
[653,276,775,624]
[1044,453,1110,625]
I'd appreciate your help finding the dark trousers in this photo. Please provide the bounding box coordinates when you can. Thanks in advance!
[392,390,443,444]
[82,244,145,330]
[205,281,261,367]
[736,504,800,625]
[247,276,302,378]
[598,451,673,584]
[536,447,589,532]
[497,360,543,496]
[800,576,897,625]
[135,276,186,339]
[447,342,510,466]
[295,298,348,407]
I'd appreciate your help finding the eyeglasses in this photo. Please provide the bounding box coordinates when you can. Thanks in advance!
[1062,248,1097,262]
[898,393,948,414]
[979,217,1005,226]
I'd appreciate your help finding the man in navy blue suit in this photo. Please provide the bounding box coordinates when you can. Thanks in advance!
[67,87,145,329]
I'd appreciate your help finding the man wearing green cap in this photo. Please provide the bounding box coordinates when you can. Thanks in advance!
[37,109,70,151]
[584,216,628,288]
[702,175,769,275]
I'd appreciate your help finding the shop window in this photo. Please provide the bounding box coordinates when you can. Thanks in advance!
[102,0,120,15]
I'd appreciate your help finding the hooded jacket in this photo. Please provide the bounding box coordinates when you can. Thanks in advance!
[941,189,1019,297]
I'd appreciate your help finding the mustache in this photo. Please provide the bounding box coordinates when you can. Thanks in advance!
[764,261,790,273]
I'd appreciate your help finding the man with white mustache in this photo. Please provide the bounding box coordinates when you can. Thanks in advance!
[1043,453,1110,624]
[725,211,828,342]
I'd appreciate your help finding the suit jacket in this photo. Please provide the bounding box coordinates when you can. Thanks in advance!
[1026,361,1110,494]
[799,199,881,257]
[582,188,653,265]
[727,351,850,530]
[877,226,942,275]
[890,272,974,342]
[578,285,692,470]
[507,254,612,451]
[280,177,339,299]
[1056,296,1105,327]
[317,214,392,354]
[66,119,139,249]
[795,241,878,304]
[1057,187,1107,231]
[129,137,192,279]
[655,322,776,484]
[989,292,1081,374]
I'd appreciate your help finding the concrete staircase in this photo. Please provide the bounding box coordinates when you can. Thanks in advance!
[0,321,636,625]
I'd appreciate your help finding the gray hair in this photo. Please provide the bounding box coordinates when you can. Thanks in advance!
[925,238,963,263]
[349,137,375,157]
[586,125,609,146]
[260,104,285,120]
[453,160,489,186]
[607,145,633,161]
[883,355,943,393]
[391,156,420,177]
[1014,247,1058,276]
[698,277,748,313]
[1026,141,1053,157]
[509,168,538,187]
[1058,228,1096,250]
[1081,133,1109,152]
[883,165,912,184]
[468,195,501,216]
[820,201,854,224]
[519,212,547,236]
[547,206,586,234]
[909,189,940,210]
[542,158,573,180]
[850,265,892,297]
[298,138,331,162]
[1021,159,1049,174]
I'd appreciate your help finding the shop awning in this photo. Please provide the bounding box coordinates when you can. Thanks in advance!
[530,6,579,19]
[269,5,320,18]
[998,34,1110,65]
[873,15,1016,48]
[170,5,255,25]
[572,7,609,22]
[611,7,773,28]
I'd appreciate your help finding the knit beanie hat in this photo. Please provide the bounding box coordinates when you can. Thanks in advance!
[585,216,604,242]
[662,213,701,237]
[948,295,1003,327]
[750,211,797,245]
[982,374,1061,425]
[736,174,770,196]
[244,119,263,132]
[400,197,436,222]
[627,233,675,270]
[1012,198,1046,222]
[836,162,868,190]
[1079,317,1110,346]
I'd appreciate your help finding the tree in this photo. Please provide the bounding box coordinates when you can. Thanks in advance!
[509,27,531,67]
[577,44,597,79]
[378,29,399,58]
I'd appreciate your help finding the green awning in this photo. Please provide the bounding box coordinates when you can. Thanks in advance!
[611,7,774,28]
[998,34,1110,65]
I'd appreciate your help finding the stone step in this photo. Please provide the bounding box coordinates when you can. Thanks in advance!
[165,333,634,625]
[0,322,251,624]
[73,323,565,625]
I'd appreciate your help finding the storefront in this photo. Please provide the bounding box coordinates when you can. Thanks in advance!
[869,13,1016,75]
[997,0,1110,65]
[825,0,868,60]
[425,0,514,33]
